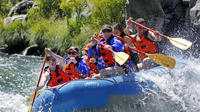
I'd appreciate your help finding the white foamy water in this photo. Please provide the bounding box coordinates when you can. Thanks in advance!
[0,53,43,112]
[139,57,200,112]
[0,92,29,112]
[0,52,200,112]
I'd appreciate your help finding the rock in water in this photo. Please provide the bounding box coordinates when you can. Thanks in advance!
[8,0,34,17]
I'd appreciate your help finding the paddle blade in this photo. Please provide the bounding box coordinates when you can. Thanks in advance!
[114,52,129,65]
[168,37,192,50]
[26,90,43,106]
[146,53,176,69]
[28,107,32,112]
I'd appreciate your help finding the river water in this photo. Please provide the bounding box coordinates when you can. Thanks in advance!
[0,51,200,112]
[0,53,42,112]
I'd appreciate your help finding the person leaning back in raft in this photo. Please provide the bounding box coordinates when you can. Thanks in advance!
[88,24,130,78]
[125,17,161,70]
[35,55,70,91]
[46,47,89,80]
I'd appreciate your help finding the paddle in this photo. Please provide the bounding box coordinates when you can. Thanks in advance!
[130,20,192,50]
[129,47,176,69]
[28,54,47,112]
[26,90,43,105]
[64,60,72,70]
[26,60,72,106]
[94,38,129,65]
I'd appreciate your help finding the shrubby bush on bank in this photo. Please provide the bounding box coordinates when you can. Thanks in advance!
[0,0,126,55]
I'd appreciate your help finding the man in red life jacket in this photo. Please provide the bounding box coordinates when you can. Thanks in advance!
[88,24,125,78]
[125,17,161,70]
[36,56,70,91]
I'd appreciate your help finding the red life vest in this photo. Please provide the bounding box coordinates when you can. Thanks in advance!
[133,31,158,59]
[98,43,115,67]
[47,65,70,87]
[65,63,82,80]
[86,57,99,75]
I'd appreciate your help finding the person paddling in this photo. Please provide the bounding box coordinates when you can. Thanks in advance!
[112,23,140,72]
[125,17,161,70]
[88,24,126,78]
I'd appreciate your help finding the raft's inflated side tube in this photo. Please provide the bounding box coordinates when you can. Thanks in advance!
[32,66,170,112]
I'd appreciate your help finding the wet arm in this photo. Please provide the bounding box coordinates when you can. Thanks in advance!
[148,30,161,42]
[124,17,133,34]
[36,72,50,91]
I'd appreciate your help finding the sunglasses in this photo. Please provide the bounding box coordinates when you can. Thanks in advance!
[68,52,77,55]
[102,29,112,33]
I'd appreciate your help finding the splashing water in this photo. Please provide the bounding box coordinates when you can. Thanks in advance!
[0,53,43,112]
[138,56,200,112]
[0,92,28,112]
[160,57,200,112]
[0,51,200,112]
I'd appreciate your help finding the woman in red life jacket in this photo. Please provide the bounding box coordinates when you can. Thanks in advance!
[112,23,140,72]
[36,56,70,91]
[125,17,161,70]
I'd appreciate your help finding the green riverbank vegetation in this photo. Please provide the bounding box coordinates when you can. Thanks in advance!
[0,0,126,55]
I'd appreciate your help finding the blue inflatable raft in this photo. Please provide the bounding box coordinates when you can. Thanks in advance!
[32,66,170,112]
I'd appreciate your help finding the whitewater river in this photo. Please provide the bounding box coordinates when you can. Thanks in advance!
[0,52,200,112]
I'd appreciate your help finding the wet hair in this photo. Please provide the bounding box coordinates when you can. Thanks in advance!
[135,18,146,24]
[112,23,126,38]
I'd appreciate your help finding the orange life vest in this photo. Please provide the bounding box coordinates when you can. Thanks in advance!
[65,63,82,80]
[98,43,115,67]
[133,31,158,59]
[116,36,131,60]
[86,57,99,75]
[47,65,70,87]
